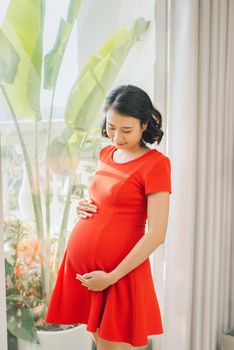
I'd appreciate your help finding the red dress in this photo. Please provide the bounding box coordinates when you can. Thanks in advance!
[45,144,172,347]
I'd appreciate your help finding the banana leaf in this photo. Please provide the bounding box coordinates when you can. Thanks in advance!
[1,0,44,119]
[65,17,150,143]
[44,0,81,90]
[47,17,150,174]
[0,28,19,84]
[47,128,81,174]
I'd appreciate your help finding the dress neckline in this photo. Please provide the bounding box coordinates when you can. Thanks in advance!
[110,145,156,165]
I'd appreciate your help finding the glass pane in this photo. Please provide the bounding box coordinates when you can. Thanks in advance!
[0,0,156,349]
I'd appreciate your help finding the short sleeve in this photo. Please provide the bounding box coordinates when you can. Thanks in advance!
[98,145,112,160]
[143,156,172,195]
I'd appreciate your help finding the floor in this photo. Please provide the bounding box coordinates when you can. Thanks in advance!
[91,337,153,350]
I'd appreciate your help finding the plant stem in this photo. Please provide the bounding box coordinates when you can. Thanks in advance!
[0,85,47,300]
[43,88,56,300]
[53,141,79,275]
[0,86,43,240]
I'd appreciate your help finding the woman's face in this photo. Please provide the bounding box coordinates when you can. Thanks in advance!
[105,108,148,150]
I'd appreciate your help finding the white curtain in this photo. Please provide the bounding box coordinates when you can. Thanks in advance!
[160,0,234,350]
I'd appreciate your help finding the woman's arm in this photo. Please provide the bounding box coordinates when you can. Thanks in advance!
[109,191,170,284]
[76,191,170,290]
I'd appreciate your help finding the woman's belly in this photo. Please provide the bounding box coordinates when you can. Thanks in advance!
[66,214,145,274]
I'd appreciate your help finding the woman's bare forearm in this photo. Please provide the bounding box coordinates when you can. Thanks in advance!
[109,232,164,283]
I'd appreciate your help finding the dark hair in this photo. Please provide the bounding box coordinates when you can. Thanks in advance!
[100,85,164,146]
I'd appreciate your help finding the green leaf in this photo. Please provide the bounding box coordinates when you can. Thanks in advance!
[44,0,81,90]
[67,0,82,23]
[47,17,150,174]
[64,17,150,137]
[78,54,101,81]
[97,27,131,58]
[129,17,151,41]
[47,128,81,175]
[4,258,14,279]
[6,294,25,311]
[1,0,44,118]
[7,306,39,343]
[0,28,19,84]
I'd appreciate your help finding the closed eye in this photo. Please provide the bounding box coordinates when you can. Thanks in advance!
[108,128,131,134]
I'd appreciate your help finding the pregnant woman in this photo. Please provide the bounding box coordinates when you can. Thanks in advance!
[45,85,172,350]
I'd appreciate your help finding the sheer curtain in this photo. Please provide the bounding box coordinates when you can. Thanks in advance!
[160,0,234,350]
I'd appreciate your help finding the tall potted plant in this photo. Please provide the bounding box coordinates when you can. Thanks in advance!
[0,0,150,348]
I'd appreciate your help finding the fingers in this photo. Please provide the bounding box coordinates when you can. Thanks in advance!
[76,198,98,218]
[76,274,87,282]
[76,210,93,219]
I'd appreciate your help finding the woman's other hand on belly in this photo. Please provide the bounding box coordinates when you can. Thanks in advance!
[76,197,98,219]
[75,270,115,291]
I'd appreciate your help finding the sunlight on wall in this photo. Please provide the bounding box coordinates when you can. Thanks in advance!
[0,0,8,26]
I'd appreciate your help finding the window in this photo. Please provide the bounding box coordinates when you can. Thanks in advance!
[0,0,157,348]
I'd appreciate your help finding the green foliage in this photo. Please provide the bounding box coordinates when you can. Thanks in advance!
[44,0,81,89]
[1,0,44,118]
[4,217,40,343]
[0,28,19,84]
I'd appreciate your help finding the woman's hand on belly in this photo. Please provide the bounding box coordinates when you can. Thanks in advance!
[76,197,97,218]
[75,270,115,291]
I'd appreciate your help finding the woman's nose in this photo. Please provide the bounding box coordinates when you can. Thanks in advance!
[113,133,124,143]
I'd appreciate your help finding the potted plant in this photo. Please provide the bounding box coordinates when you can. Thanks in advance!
[4,215,93,350]
[1,0,150,348]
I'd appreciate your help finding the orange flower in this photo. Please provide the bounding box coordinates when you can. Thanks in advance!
[32,239,41,254]
[17,243,28,254]
[15,262,24,278]
[16,238,42,269]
